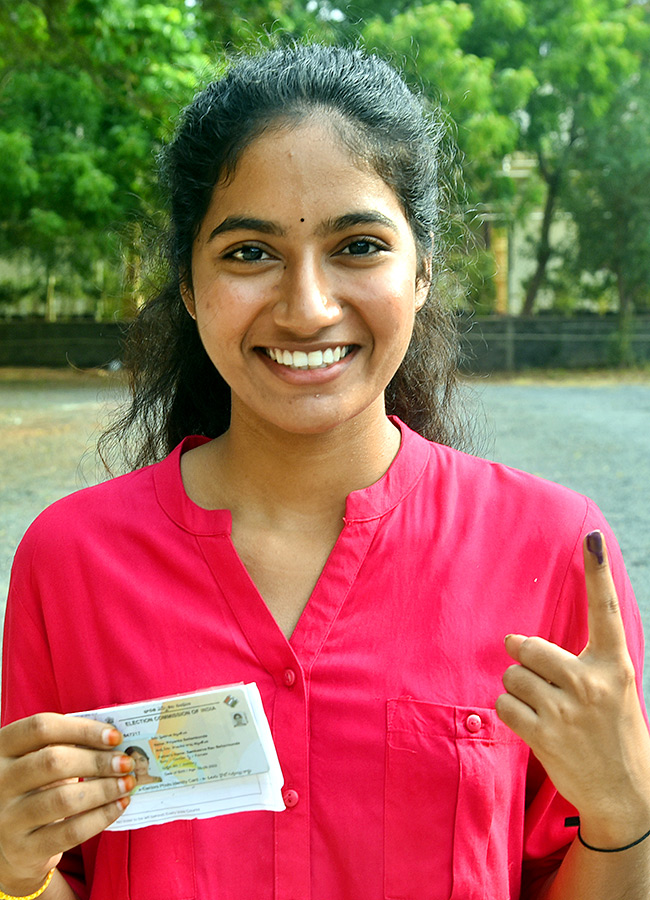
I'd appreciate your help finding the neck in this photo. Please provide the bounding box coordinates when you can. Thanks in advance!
[195,399,401,524]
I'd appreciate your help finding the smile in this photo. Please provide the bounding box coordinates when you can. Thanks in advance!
[263,346,355,370]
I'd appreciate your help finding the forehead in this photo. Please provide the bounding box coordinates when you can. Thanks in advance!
[203,117,406,227]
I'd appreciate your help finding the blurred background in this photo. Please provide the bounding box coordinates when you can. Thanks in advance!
[0,4,649,688]
[1,0,649,348]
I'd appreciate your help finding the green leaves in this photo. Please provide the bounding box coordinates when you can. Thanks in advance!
[0,0,209,309]
[0,132,38,218]
[1,0,648,318]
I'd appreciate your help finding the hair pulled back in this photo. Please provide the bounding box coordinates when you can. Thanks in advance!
[100,43,468,472]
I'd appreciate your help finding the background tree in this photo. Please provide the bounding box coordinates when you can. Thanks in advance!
[561,71,650,359]
[0,0,208,314]
[2,0,650,323]
[460,0,650,313]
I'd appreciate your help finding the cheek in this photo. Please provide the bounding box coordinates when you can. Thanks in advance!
[372,282,417,344]
[194,292,243,350]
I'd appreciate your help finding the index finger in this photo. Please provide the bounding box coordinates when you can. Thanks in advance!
[583,529,628,657]
[0,713,122,758]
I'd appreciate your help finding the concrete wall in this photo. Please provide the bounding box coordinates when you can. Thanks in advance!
[1,316,649,372]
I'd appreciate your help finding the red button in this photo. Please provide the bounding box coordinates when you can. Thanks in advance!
[466,714,482,733]
[283,789,299,808]
[283,669,296,687]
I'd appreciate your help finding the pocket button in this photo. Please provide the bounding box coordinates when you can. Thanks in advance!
[465,713,482,733]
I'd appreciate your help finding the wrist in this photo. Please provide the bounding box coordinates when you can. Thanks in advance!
[578,803,650,851]
[0,868,55,900]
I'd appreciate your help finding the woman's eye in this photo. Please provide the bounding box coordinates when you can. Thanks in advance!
[341,240,382,256]
[228,245,269,261]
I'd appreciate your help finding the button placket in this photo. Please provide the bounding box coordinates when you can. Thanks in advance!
[274,661,310,899]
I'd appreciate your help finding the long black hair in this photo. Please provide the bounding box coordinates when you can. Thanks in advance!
[99,43,469,472]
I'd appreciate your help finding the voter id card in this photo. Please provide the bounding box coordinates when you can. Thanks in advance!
[69,684,284,829]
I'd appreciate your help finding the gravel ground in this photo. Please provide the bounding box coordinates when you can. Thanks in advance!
[1,368,649,693]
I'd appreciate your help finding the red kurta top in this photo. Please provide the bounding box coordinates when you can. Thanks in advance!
[2,419,645,900]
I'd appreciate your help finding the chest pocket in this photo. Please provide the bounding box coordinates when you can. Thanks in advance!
[384,699,526,900]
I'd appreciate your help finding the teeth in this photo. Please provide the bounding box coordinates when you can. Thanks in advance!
[265,346,352,369]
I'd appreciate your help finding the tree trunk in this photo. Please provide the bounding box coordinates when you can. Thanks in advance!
[521,169,560,315]
[615,269,634,367]
[522,119,579,317]
[45,270,57,322]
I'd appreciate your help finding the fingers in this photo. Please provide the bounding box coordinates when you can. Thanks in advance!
[28,796,130,863]
[7,745,135,796]
[0,714,134,852]
[498,640,563,742]
[0,714,134,892]
[496,529,648,820]
[583,530,628,658]
[16,774,135,832]
[495,690,538,743]
[38,797,131,855]
[0,714,121,758]
[504,634,578,688]
[0,794,131,887]
[497,639,564,745]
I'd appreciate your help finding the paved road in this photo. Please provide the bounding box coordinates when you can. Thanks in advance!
[1,370,649,693]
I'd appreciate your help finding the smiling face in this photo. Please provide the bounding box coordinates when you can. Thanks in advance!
[129,750,149,779]
[183,116,429,438]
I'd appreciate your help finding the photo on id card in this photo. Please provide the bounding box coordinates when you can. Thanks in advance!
[74,686,270,793]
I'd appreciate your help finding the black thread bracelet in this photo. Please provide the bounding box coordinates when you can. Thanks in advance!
[578,826,650,853]
[565,817,650,853]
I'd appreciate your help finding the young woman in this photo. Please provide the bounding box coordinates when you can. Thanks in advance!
[1,44,649,900]
[122,749,162,787]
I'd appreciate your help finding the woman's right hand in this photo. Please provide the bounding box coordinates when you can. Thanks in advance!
[0,713,135,896]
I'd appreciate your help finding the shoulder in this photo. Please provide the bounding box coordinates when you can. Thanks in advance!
[13,457,165,570]
[25,465,152,531]
[415,429,592,526]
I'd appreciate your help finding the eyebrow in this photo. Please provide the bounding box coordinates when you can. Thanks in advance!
[207,216,286,243]
[206,210,398,243]
[315,211,399,236]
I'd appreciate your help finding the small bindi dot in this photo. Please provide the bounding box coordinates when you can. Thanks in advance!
[300,217,305,223]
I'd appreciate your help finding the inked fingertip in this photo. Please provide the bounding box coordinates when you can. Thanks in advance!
[586,530,605,565]
[102,726,122,746]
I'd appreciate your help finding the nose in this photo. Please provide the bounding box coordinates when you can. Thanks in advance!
[273,256,342,335]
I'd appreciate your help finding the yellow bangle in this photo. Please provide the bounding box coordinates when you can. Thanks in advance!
[0,868,56,900]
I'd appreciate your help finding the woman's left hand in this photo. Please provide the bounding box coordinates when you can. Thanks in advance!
[496,530,650,848]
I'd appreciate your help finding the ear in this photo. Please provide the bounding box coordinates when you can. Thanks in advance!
[180,273,196,320]
[415,253,432,311]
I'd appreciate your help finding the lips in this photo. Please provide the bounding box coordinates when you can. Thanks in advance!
[263,345,355,370]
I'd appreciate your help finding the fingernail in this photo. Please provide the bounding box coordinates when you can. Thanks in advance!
[586,530,604,565]
[117,796,131,811]
[102,727,122,746]
[112,754,135,773]
[504,634,513,644]
[118,775,136,794]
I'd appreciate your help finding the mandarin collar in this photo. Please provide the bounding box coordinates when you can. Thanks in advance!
[153,417,432,535]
